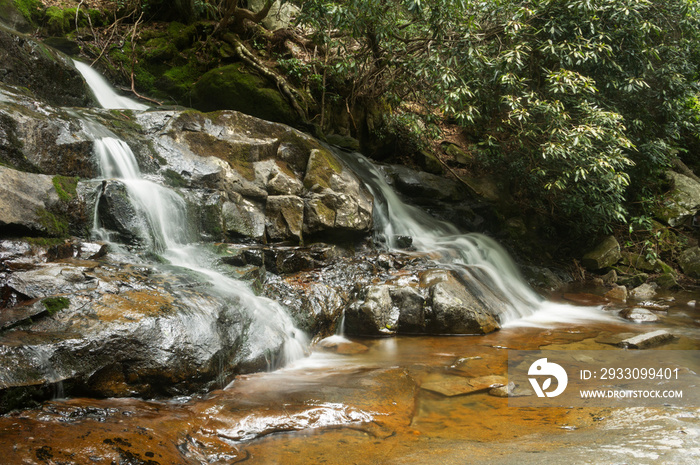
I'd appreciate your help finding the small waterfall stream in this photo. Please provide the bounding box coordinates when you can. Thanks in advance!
[336,151,614,327]
[75,61,307,367]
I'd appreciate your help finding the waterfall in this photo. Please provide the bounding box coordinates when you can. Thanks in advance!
[75,60,307,366]
[72,60,149,111]
[336,151,614,327]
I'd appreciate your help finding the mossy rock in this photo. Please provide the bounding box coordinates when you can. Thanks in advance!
[190,63,297,126]
[41,296,70,315]
[303,148,343,191]
[52,175,78,202]
[581,236,621,271]
[1,0,37,32]
[42,37,80,56]
[7,0,43,30]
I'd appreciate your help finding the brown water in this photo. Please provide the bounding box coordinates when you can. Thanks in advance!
[2,291,699,465]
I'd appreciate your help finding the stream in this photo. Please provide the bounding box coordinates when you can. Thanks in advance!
[0,61,698,464]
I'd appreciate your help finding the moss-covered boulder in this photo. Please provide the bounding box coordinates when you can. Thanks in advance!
[0,0,37,32]
[191,63,297,126]
[655,171,700,227]
[679,246,700,279]
[302,148,373,238]
[0,25,92,107]
[0,166,84,237]
[582,236,621,271]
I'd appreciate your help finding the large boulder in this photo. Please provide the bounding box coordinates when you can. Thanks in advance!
[655,171,700,227]
[0,166,85,237]
[679,246,700,279]
[139,110,374,244]
[0,242,289,413]
[582,236,621,271]
[265,195,304,243]
[303,148,373,239]
[343,269,500,336]
[0,25,92,107]
[190,63,297,126]
[424,270,500,334]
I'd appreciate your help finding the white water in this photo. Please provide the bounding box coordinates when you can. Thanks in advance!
[75,61,307,366]
[73,60,149,111]
[336,151,615,327]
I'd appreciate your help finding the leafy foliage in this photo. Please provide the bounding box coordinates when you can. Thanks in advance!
[295,0,700,236]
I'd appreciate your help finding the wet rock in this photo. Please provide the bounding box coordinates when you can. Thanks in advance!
[265,195,304,243]
[344,285,398,335]
[394,235,413,249]
[0,299,45,330]
[303,148,373,238]
[679,246,700,279]
[618,330,677,349]
[655,171,700,227]
[629,283,657,300]
[382,164,467,202]
[95,181,148,245]
[425,270,500,334]
[0,26,92,108]
[489,381,515,398]
[264,160,303,196]
[317,336,368,355]
[392,287,426,333]
[420,373,507,397]
[0,166,61,236]
[619,307,660,323]
[0,259,288,412]
[604,285,627,302]
[581,236,621,271]
[222,197,266,242]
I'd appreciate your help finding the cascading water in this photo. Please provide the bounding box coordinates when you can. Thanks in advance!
[336,150,615,327]
[75,60,307,366]
[73,60,149,111]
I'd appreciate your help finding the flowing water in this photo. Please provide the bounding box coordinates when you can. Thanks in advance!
[338,151,615,327]
[78,61,307,366]
[0,61,697,464]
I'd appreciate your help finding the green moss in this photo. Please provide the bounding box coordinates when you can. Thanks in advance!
[191,63,297,126]
[41,296,70,315]
[36,207,69,237]
[303,148,342,190]
[52,175,78,202]
[11,0,44,24]
[183,131,256,181]
[22,236,65,248]
[163,169,187,187]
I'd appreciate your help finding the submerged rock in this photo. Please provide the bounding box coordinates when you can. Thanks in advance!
[618,330,677,349]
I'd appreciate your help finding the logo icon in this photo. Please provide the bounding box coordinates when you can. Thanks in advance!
[528,358,568,397]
